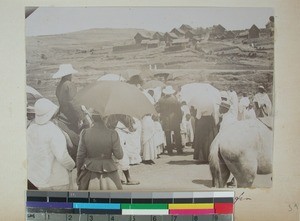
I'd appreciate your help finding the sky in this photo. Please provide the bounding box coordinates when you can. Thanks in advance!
[26,7,273,36]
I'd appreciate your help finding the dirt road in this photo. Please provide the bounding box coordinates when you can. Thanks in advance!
[120,147,272,191]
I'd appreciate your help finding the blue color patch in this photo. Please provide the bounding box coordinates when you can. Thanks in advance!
[73,203,121,210]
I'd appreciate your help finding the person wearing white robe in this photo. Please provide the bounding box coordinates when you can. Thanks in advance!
[219,101,238,132]
[180,114,194,145]
[238,93,251,120]
[115,121,131,171]
[27,98,75,190]
[227,88,238,119]
[253,86,272,117]
[218,101,238,187]
[181,101,190,117]
[114,121,140,185]
[245,104,257,119]
[126,117,142,165]
[141,115,157,163]
[153,116,166,155]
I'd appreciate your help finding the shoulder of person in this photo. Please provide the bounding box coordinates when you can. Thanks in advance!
[47,121,65,135]
[62,80,76,88]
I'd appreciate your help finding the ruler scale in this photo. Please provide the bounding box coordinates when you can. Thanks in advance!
[26,191,234,221]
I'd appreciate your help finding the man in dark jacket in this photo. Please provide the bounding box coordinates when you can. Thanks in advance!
[52,64,84,133]
[157,86,183,155]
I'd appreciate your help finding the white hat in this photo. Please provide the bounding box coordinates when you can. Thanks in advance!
[52,64,78,79]
[220,91,228,99]
[34,98,58,125]
[162,86,176,95]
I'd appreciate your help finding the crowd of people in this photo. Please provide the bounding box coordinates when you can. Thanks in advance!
[27,64,273,191]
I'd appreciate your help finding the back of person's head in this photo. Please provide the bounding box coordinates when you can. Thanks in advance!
[148,90,154,97]
[127,75,143,86]
[181,101,187,106]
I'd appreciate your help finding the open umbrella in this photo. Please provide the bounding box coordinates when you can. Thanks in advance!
[180,83,220,103]
[142,80,166,89]
[26,85,43,106]
[181,83,221,125]
[76,81,157,119]
[97,73,126,82]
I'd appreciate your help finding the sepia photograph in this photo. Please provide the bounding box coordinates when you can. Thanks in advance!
[26,7,274,191]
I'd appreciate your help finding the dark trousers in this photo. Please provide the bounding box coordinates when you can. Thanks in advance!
[164,127,182,153]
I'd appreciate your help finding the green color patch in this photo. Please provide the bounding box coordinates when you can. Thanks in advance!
[121,204,168,210]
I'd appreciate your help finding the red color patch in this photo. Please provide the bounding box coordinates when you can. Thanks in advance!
[214,203,233,214]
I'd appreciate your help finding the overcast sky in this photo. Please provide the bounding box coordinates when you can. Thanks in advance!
[26,7,273,36]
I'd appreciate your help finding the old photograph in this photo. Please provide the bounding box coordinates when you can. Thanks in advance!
[26,7,274,191]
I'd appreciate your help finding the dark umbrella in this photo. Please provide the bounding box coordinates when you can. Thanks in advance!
[76,81,157,119]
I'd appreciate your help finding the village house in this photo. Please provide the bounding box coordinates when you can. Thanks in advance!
[191,36,202,45]
[248,25,260,38]
[164,32,178,44]
[170,28,185,37]
[237,25,260,39]
[171,38,190,48]
[179,24,193,33]
[224,31,235,39]
[185,30,197,40]
[141,40,150,47]
[237,30,249,39]
[211,24,226,36]
[147,40,160,48]
[152,32,164,41]
[134,32,152,45]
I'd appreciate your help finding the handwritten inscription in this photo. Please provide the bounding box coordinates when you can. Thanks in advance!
[288,203,299,212]
[234,192,252,204]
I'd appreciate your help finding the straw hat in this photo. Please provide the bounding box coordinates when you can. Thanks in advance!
[162,86,176,95]
[258,85,266,92]
[52,64,78,79]
[34,98,58,125]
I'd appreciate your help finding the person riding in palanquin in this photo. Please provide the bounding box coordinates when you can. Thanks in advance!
[52,64,85,133]
[76,109,124,190]
[253,85,272,117]
[157,85,183,155]
[27,98,75,191]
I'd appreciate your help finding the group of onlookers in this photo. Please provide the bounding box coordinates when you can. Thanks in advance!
[27,63,272,191]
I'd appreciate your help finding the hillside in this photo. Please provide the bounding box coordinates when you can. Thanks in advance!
[26,28,274,103]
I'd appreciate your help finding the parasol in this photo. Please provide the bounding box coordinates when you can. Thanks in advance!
[76,81,157,119]
[97,73,126,82]
[181,83,221,124]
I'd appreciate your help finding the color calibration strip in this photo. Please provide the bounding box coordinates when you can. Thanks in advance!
[26,191,234,221]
